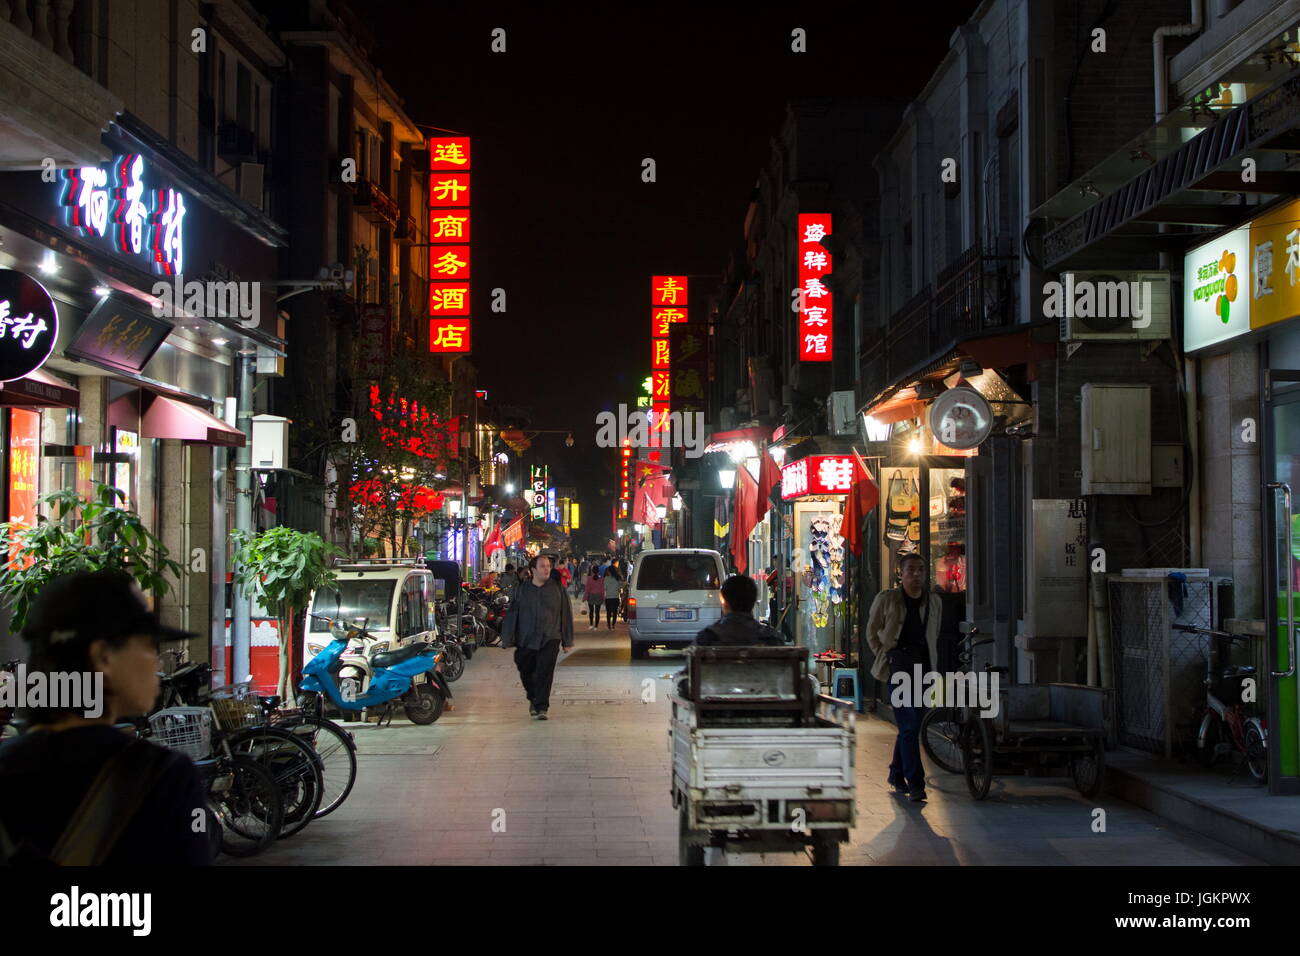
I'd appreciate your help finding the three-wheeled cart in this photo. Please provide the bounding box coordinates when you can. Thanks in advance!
[960,682,1110,800]
[670,646,856,866]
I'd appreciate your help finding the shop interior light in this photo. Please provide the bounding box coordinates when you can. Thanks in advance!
[862,413,892,442]
[39,252,58,275]
[718,468,736,490]
[908,435,924,456]
[504,482,514,493]
[768,445,786,465]
[671,493,683,511]
[212,337,229,347]
[94,285,112,298]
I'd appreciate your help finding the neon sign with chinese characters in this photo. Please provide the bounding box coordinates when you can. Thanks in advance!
[781,454,855,500]
[429,137,472,353]
[797,213,832,361]
[59,155,186,275]
[650,275,686,455]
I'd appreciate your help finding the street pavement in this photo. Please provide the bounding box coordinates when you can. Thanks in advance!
[227,603,1263,866]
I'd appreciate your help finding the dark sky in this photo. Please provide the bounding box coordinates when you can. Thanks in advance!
[367,1,983,544]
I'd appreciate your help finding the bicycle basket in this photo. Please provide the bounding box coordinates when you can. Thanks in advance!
[148,706,213,760]
[209,696,262,732]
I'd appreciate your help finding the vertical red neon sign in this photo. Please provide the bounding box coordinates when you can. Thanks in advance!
[429,137,472,353]
[650,276,686,459]
[797,213,832,361]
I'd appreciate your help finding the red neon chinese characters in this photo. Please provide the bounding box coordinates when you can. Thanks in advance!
[429,173,470,206]
[429,283,471,315]
[429,137,471,170]
[797,213,832,362]
[430,245,471,280]
[651,275,689,307]
[429,136,472,353]
[429,318,471,353]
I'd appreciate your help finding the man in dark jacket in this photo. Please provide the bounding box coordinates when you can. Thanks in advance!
[499,554,574,719]
[694,575,783,646]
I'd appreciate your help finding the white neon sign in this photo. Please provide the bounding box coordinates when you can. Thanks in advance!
[60,154,186,276]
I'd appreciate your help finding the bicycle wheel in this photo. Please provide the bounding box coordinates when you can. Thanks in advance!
[282,716,358,817]
[1244,721,1268,783]
[962,717,994,800]
[228,728,323,839]
[215,755,283,857]
[1069,736,1106,798]
[921,707,964,774]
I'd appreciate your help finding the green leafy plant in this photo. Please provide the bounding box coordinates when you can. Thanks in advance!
[230,526,341,698]
[0,484,183,633]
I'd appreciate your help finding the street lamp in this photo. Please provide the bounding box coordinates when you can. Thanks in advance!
[504,482,514,493]
[656,504,667,521]
[671,493,682,511]
[718,468,736,490]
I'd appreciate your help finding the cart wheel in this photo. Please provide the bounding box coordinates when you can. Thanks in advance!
[678,805,705,867]
[921,707,963,774]
[811,831,841,866]
[962,718,994,800]
[1069,737,1106,798]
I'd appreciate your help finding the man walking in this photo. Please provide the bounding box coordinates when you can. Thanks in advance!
[865,553,942,803]
[500,554,574,720]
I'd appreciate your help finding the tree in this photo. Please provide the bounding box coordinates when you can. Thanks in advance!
[0,484,183,633]
[230,526,341,699]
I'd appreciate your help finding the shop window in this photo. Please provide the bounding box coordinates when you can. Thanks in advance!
[929,468,967,596]
[880,466,921,587]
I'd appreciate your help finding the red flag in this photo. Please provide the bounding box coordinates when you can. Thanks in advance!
[483,522,503,557]
[757,447,781,518]
[730,465,760,575]
[842,449,879,557]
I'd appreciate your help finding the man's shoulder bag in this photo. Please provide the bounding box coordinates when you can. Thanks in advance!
[0,737,173,866]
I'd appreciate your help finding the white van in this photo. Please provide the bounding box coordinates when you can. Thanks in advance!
[626,548,726,659]
[303,561,438,668]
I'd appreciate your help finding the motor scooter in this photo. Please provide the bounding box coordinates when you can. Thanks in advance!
[301,615,451,725]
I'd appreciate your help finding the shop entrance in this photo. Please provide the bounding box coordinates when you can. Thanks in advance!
[1265,368,1300,793]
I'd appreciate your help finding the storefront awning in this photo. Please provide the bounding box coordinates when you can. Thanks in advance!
[0,369,80,408]
[142,395,246,447]
[703,425,769,455]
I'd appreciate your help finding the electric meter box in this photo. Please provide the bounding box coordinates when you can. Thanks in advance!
[251,414,290,471]
[1080,383,1150,495]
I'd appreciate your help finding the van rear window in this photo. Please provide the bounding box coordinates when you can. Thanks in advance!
[636,554,720,591]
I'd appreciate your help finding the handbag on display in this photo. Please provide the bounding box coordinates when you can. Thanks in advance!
[885,472,911,541]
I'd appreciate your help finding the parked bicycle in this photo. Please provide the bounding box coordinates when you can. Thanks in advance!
[920,626,1004,774]
[1173,623,1268,783]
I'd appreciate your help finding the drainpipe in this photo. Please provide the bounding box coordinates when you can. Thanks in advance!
[229,350,256,686]
[1153,1,1204,123]
[1154,1,1205,570]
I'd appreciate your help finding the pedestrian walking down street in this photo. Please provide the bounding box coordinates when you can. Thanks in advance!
[0,570,213,865]
[602,562,624,630]
[499,554,574,719]
[584,565,604,629]
[865,553,942,803]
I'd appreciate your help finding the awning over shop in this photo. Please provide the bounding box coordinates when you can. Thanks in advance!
[0,369,80,408]
[142,394,245,447]
[703,425,769,456]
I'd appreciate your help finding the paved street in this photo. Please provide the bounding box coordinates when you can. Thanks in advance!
[230,607,1263,866]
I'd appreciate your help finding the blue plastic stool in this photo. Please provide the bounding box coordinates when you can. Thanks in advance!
[831,668,861,710]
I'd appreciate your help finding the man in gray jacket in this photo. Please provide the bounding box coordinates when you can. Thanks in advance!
[499,554,574,719]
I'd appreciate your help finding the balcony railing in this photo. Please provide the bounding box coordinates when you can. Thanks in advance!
[353,179,400,225]
[859,240,1014,403]
[2,1,77,65]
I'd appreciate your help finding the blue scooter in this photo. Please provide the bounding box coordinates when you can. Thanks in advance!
[301,614,450,725]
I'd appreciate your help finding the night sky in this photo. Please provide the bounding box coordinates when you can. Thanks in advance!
[367,1,983,544]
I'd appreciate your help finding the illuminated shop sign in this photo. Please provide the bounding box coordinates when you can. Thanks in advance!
[58,154,186,275]
[0,269,59,382]
[797,213,832,361]
[781,454,855,500]
[429,137,472,354]
[650,275,686,457]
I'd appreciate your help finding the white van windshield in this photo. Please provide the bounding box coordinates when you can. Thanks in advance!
[310,580,397,632]
[636,554,720,591]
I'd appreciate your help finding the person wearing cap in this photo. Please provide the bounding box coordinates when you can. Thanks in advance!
[0,569,213,865]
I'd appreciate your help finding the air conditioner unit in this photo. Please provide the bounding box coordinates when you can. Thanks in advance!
[1057,270,1171,342]
[238,162,264,210]
[827,389,857,436]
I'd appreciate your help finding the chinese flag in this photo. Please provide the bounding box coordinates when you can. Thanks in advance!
[841,449,879,557]
[757,447,781,518]
[730,465,760,575]
[483,522,503,557]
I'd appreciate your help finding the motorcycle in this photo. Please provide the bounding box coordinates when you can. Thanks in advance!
[300,614,451,725]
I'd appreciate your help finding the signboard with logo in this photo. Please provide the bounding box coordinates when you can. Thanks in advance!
[0,269,59,382]
[358,304,391,379]
[6,407,40,564]
[59,154,185,276]
[781,454,855,500]
[429,136,472,354]
[650,275,686,458]
[65,293,172,374]
[797,213,833,361]
[1184,196,1300,351]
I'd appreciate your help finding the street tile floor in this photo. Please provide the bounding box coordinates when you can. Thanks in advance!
[226,608,1264,866]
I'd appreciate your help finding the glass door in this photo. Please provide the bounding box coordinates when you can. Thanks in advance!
[1266,370,1300,793]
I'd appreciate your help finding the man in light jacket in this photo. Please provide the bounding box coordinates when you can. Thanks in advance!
[499,554,574,720]
[865,553,942,803]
